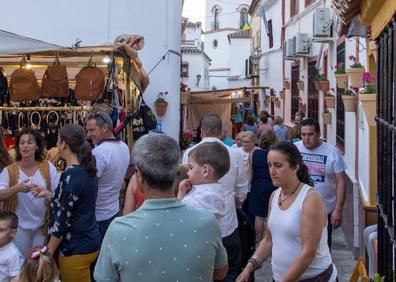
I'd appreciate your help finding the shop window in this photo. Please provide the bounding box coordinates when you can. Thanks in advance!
[290,0,299,18]
[307,61,319,121]
[268,20,273,48]
[181,62,189,78]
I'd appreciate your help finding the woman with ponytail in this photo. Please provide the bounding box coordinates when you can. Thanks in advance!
[39,125,99,282]
[237,142,337,282]
[16,246,59,282]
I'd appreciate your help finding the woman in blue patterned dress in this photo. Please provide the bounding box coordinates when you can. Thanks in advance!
[41,125,99,282]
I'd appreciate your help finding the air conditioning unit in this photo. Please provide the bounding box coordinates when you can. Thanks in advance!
[292,33,310,55]
[286,39,295,57]
[313,8,332,37]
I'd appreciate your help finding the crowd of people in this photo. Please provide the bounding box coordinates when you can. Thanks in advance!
[0,110,347,282]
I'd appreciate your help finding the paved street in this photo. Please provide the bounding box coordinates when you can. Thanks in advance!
[254,228,357,281]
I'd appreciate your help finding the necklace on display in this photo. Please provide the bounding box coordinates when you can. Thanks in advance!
[278,182,301,206]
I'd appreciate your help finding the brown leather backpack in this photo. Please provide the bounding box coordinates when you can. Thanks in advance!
[9,69,41,102]
[42,65,69,98]
[75,66,105,101]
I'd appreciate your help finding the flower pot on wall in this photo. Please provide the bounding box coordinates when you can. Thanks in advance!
[322,112,332,125]
[319,80,330,91]
[314,81,321,91]
[296,81,304,91]
[324,96,335,109]
[347,68,365,88]
[280,91,285,99]
[155,101,168,116]
[335,74,348,89]
[341,95,356,112]
[359,94,377,126]
[180,91,189,105]
[284,80,291,89]
[299,102,306,113]
[275,100,281,108]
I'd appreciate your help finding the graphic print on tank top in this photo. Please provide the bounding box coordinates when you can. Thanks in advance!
[300,153,327,183]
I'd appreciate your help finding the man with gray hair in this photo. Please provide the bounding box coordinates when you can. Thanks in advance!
[86,111,130,242]
[182,113,249,281]
[94,133,228,281]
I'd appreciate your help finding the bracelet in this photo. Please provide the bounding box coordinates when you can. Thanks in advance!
[247,255,264,271]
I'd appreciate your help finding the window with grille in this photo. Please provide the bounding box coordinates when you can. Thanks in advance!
[268,20,273,49]
[307,61,319,121]
[336,42,345,149]
[181,62,189,78]
[377,17,396,279]
[290,0,299,18]
[291,65,300,119]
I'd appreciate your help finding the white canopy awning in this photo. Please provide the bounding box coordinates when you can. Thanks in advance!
[0,30,63,55]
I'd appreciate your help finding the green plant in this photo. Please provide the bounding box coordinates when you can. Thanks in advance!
[313,74,327,81]
[348,55,364,68]
[361,84,376,94]
[156,91,168,103]
[373,273,385,282]
[343,88,356,96]
[334,63,346,74]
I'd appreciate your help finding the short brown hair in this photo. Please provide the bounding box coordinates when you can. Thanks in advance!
[0,211,18,229]
[189,142,230,180]
[201,114,222,137]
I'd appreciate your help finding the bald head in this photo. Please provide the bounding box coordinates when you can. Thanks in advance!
[201,113,222,138]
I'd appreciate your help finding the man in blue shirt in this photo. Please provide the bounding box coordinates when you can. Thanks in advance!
[94,133,228,282]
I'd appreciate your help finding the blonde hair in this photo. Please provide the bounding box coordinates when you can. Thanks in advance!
[243,131,256,142]
[258,129,279,150]
[19,247,59,282]
[274,116,284,126]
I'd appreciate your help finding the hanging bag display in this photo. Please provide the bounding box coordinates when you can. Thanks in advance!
[75,54,105,101]
[9,56,40,102]
[42,55,69,98]
[131,95,157,140]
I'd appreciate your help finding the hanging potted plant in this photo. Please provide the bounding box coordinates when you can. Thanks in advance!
[298,97,306,113]
[155,91,168,116]
[283,79,291,89]
[313,74,329,91]
[279,90,285,100]
[334,63,348,89]
[359,72,377,125]
[347,55,365,88]
[341,88,357,112]
[322,108,332,125]
[324,88,336,109]
[180,83,190,104]
[275,97,281,108]
[296,80,304,91]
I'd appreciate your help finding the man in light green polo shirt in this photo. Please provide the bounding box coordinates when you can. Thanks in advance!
[94,133,228,282]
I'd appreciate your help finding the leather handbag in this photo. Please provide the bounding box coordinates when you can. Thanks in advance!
[42,64,69,98]
[75,66,105,101]
[9,69,41,102]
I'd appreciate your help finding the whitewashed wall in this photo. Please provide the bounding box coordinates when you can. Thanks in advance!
[181,53,210,91]
[205,0,251,31]
[0,0,182,139]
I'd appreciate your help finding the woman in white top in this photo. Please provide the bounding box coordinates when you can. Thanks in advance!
[237,142,337,282]
[0,128,59,256]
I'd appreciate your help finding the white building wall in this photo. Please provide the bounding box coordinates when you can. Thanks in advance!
[358,107,370,201]
[229,38,251,77]
[184,25,203,44]
[0,0,182,139]
[205,0,251,31]
[205,31,232,69]
[181,54,210,91]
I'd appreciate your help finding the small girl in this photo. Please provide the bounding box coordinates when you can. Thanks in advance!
[14,246,59,282]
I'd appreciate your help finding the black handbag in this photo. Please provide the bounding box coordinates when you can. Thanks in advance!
[131,95,157,140]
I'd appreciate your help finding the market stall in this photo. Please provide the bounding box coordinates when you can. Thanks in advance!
[0,31,151,168]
